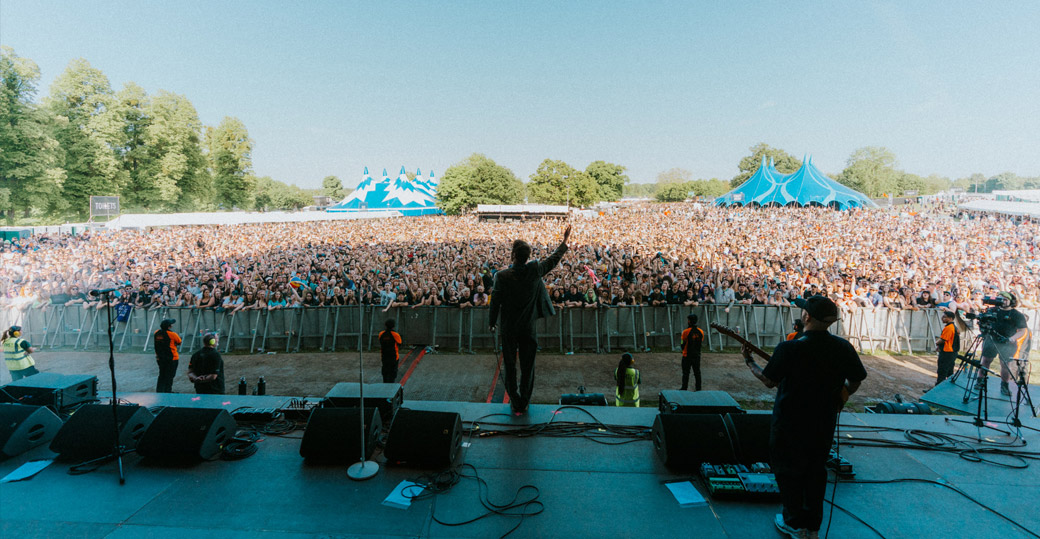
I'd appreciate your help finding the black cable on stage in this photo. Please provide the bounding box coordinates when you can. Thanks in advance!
[838,477,1039,538]
[832,423,1040,469]
[462,405,652,445]
[825,500,887,538]
[221,429,260,460]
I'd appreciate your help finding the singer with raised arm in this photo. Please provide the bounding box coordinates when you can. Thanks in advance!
[489,223,571,416]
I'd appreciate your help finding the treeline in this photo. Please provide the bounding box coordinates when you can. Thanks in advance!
[0,47,343,223]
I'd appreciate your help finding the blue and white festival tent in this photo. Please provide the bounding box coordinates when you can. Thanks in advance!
[715,155,877,210]
[327,167,442,216]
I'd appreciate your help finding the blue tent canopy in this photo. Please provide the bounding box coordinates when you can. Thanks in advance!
[327,167,442,216]
[716,156,877,210]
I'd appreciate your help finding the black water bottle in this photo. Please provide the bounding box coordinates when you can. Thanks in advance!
[257,376,266,396]
[238,377,247,395]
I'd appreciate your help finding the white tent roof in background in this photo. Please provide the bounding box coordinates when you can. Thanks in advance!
[105,210,400,229]
[993,190,1040,203]
[959,199,1040,218]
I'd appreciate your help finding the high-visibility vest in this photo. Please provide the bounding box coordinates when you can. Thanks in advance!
[614,367,641,407]
[3,337,35,371]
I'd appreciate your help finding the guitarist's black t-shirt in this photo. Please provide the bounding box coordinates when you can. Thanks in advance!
[762,330,867,456]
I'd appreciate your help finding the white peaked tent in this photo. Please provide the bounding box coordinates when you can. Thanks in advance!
[327,167,441,216]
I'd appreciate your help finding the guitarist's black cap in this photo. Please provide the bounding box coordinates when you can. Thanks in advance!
[793,296,839,324]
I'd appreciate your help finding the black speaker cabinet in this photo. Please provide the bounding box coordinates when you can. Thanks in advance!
[384,409,462,468]
[559,393,608,406]
[0,404,63,459]
[324,382,403,423]
[137,408,237,461]
[723,412,771,464]
[299,407,382,461]
[659,390,744,415]
[2,373,98,411]
[652,413,733,470]
[50,404,154,461]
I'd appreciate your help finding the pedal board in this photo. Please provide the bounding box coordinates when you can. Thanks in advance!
[278,398,320,422]
[700,461,780,500]
[827,448,855,478]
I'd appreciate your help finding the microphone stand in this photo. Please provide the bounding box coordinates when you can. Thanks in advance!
[347,303,378,480]
[76,291,127,482]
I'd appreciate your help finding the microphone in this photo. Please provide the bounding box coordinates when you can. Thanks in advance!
[90,288,120,297]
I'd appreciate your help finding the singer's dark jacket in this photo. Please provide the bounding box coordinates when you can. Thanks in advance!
[489,241,568,336]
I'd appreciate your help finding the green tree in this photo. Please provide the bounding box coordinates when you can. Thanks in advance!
[145,91,208,209]
[689,178,730,198]
[322,175,346,200]
[655,182,691,202]
[528,159,599,207]
[437,154,523,215]
[985,172,1021,192]
[622,183,656,198]
[46,58,126,217]
[585,160,629,201]
[98,82,153,207]
[206,116,254,209]
[0,47,67,221]
[953,173,986,193]
[730,143,801,187]
[837,146,900,197]
[253,176,312,210]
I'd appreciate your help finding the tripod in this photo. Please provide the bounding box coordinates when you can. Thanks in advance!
[1008,359,1039,434]
[948,335,1009,437]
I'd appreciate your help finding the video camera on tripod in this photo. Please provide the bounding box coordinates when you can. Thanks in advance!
[963,295,1012,343]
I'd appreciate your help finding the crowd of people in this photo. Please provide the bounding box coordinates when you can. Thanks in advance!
[0,204,1036,322]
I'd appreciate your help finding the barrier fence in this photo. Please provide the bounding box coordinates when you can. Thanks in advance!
[2,303,1038,356]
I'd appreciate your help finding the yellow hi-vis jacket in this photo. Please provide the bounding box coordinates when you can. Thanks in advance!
[3,337,35,371]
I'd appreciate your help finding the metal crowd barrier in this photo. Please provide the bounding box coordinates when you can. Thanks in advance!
[3,303,1039,356]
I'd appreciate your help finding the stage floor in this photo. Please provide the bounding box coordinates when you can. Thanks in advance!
[2,393,1039,539]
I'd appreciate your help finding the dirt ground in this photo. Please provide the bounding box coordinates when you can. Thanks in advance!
[9,344,1025,412]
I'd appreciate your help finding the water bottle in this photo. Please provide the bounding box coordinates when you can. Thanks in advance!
[238,377,247,395]
[257,376,266,396]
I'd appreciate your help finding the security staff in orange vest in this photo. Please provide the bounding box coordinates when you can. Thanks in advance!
[379,319,403,383]
[680,314,705,391]
[154,318,182,393]
[935,311,959,385]
[786,319,804,341]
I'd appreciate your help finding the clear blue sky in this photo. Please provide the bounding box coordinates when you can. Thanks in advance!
[3,1,1039,188]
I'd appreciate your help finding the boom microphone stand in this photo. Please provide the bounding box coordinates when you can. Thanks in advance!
[75,290,126,483]
[347,303,378,480]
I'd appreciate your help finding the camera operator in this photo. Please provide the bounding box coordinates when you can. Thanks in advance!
[977,292,1031,397]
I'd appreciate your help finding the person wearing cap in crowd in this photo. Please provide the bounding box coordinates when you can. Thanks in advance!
[742,295,867,539]
[153,318,182,393]
[680,314,705,391]
[187,333,225,394]
[935,311,959,385]
[978,291,1030,397]
[2,325,39,381]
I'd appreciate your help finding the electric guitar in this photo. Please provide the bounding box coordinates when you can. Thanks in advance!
[710,323,850,411]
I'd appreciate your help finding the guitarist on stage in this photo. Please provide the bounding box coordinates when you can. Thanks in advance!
[741,296,867,539]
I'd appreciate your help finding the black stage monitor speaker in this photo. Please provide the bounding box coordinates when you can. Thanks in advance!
[659,390,744,415]
[869,402,932,415]
[723,412,772,464]
[0,404,63,459]
[324,382,403,423]
[299,407,381,461]
[137,408,236,461]
[2,373,98,411]
[50,404,154,461]
[384,409,462,468]
[652,413,734,470]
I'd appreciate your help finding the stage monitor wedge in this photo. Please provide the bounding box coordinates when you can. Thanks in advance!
[324,382,403,423]
[384,409,461,468]
[299,407,381,461]
[659,390,744,415]
[137,408,236,461]
[0,404,63,459]
[2,373,98,412]
[50,404,154,461]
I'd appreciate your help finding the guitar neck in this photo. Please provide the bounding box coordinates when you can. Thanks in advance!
[710,324,771,361]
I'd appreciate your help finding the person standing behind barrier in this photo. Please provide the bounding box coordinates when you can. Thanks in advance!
[379,319,403,383]
[154,318,181,393]
[614,353,641,407]
[489,224,571,416]
[187,333,224,394]
[786,319,804,341]
[680,314,704,391]
[935,311,959,385]
[3,325,40,381]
